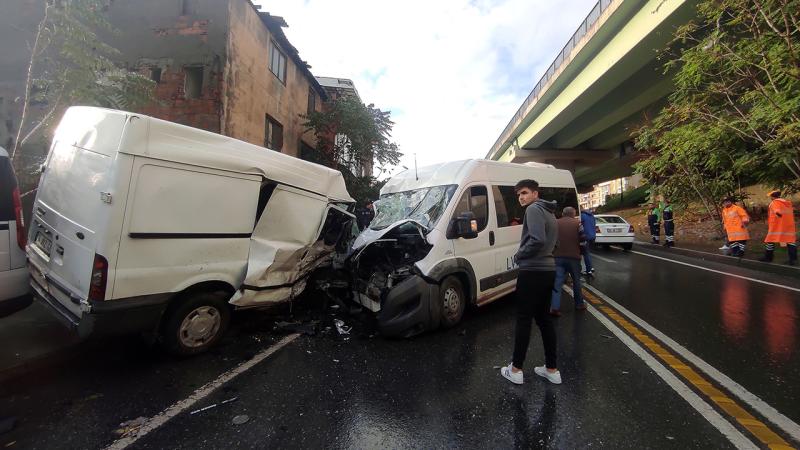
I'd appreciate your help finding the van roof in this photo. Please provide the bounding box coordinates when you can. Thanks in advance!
[58,107,354,202]
[381,159,576,194]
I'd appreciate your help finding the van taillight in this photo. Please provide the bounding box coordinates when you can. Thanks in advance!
[629,225,635,233]
[88,254,109,302]
[12,187,26,249]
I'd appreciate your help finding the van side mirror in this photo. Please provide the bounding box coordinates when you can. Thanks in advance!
[447,211,479,240]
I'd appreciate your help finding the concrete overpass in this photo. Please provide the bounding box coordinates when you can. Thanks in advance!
[486,0,697,190]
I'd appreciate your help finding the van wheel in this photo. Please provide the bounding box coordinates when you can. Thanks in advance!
[440,276,465,328]
[162,291,231,356]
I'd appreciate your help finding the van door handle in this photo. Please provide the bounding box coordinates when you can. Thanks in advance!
[489,231,495,246]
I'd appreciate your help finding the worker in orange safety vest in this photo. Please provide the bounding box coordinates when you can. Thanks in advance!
[760,190,797,265]
[721,197,750,257]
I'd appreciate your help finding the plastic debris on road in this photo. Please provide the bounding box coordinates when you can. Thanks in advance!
[334,319,352,335]
[232,415,250,425]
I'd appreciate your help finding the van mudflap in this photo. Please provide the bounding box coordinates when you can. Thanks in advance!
[377,275,441,338]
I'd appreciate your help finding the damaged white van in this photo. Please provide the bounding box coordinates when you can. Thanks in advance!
[349,159,578,337]
[27,106,355,354]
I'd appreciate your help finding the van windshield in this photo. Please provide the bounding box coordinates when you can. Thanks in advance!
[370,184,458,231]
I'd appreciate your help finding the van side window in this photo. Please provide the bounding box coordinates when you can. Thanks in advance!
[538,187,579,218]
[254,181,277,227]
[492,185,525,227]
[452,185,489,232]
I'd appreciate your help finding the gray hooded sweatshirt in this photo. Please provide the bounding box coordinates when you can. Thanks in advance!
[514,199,558,271]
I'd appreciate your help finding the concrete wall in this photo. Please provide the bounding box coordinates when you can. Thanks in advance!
[223,1,319,156]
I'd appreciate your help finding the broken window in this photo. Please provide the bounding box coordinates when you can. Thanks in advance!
[307,87,316,114]
[150,67,162,84]
[184,66,203,99]
[269,41,287,84]
[264,115,283,151]
[370,184,458,231]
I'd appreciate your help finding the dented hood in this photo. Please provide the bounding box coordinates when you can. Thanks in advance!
[351,219,429,253]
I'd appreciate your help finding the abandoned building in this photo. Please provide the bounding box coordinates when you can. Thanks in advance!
[0,0,332,161]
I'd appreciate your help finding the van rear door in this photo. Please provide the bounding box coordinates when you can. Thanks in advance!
[28,108,128,318]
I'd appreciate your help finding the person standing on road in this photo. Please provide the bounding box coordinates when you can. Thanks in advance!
[550,207,587,316]
[580,208,596,276]
[647,203,662,244]
[662,200,675,247]
[760,190,797,265]
[500,179,561,386]
[722,197,750,257]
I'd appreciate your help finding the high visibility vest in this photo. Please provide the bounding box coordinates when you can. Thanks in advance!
[765,198,796,243]
[722,205,750,241]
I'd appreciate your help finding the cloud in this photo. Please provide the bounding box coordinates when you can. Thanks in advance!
[254,0,598,176]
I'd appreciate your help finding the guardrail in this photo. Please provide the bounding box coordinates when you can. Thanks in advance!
[487,0,614,159]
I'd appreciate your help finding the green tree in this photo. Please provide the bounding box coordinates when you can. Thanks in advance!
[302,95,402,203]
[635,0,800,225]
[12,0,155,177]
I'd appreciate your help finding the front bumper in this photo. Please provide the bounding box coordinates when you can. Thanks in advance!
[376,275,441,338]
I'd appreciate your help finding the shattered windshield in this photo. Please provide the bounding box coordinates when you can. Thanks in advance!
[370,184,458,231]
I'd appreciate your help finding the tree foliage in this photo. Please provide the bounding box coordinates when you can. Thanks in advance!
[12,0,155,173]
[635,0,800,223]
[302,95,402,203]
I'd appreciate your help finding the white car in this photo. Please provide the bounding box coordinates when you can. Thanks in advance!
[594,214,634,250]
[1,146,30,313]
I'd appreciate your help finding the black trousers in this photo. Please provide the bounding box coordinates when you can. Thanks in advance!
[513,270,557,370]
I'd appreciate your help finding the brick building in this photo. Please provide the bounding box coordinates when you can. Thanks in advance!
[0,0,327,159]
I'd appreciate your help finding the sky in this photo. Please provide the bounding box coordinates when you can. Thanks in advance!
[254,0,598,177]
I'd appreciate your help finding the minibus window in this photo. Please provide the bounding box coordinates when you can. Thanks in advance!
[452,185,488,232]
[492,185,525,227]
[538,187,579,218]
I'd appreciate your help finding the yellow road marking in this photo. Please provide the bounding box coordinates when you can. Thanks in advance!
[584,288,794,448]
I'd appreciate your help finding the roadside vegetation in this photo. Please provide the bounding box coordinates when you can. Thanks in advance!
[634,0,800,228]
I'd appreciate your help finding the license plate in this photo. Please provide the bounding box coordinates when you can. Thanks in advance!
[35,232,53,256]
[607,228,622,233]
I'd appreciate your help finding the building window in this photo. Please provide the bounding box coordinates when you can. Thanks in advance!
[307,87,316,114]
[265,115,283,151]
[149,67,162,84]
[184,66,203,99]
[269,41,287,84]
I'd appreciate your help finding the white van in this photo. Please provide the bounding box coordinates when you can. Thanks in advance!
[349,159,578,337]
[0,147,29,306]
[27,107,355,354]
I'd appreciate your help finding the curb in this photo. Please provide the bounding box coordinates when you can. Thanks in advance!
[632,241,800,279]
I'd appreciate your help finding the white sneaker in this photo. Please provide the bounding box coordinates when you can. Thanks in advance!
[534,366,562,385]
[719,244,729,250]
[500,363,523,384]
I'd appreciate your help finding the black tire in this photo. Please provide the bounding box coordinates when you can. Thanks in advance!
[622,243,633,251]
[440,276,465,328]
[161,291,231,356]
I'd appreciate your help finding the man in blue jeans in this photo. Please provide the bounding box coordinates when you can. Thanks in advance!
[551,206,586,315]
[580,208,596,276]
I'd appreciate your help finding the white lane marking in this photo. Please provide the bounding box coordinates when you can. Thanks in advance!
[583,284,800,442]
[590,253,616,263]
[105,334,300,450]
[630,250,800,293]
[563,287,758,449]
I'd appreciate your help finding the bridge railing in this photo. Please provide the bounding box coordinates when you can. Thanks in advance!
[488,0,614,159]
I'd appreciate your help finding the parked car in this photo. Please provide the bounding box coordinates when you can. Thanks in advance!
[348,159,579,337]
[594,214,634,250]
[0,146,30,316]
[27,106,356,354]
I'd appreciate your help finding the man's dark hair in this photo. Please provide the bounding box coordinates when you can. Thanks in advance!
[769,190,781,198]
[514,179,539,193]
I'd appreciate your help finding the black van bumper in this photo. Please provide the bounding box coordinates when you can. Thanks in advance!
[376,275,441,338]
[31,277,170,338]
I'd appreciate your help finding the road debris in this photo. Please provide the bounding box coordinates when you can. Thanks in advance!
[114,417,147,438]
[600,334,614,339]
[334,319,352,335]
[189,397,238,415]
[232,415,250,425]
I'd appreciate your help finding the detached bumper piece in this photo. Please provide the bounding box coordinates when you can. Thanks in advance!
[377,275,441,338]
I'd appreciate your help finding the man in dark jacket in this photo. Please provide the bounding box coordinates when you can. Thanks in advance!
[551,207,586,315]
[580,208,596,276]
[500,179,561,386]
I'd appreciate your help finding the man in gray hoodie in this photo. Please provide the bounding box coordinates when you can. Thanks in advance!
[500,179,562,385]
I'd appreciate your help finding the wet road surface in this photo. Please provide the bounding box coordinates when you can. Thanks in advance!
[1,245,798,449]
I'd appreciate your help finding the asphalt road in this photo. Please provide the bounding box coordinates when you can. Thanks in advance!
[1,245,798,449]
